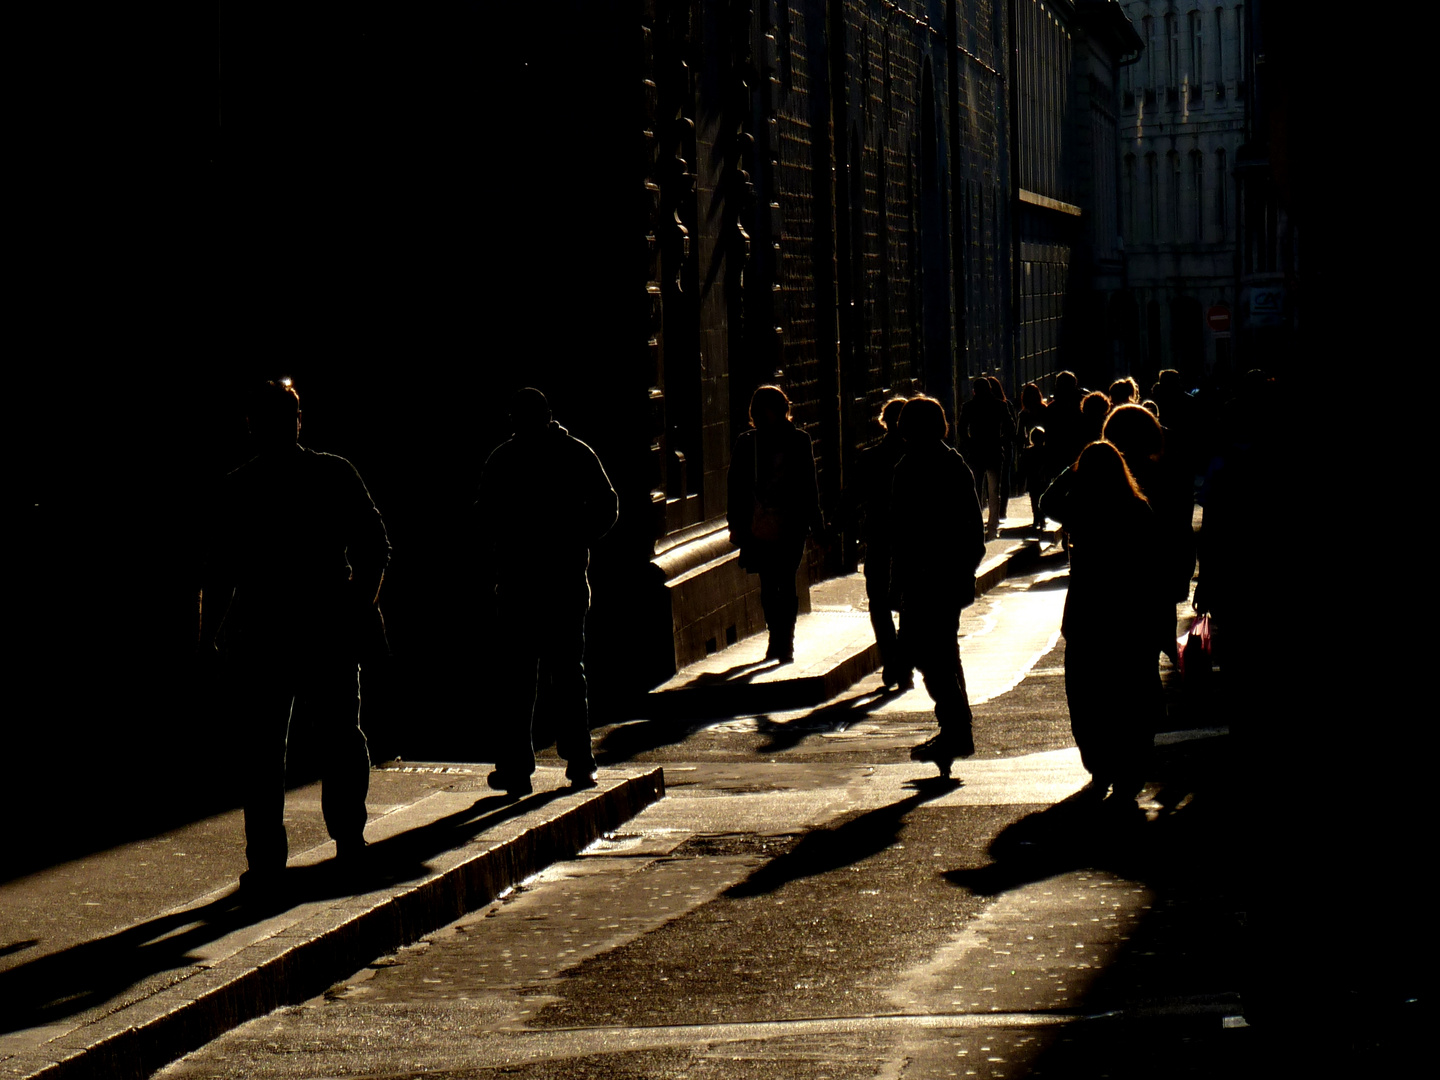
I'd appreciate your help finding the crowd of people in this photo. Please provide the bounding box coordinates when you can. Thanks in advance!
[205,370,1261,896]
[733,367,1264,807]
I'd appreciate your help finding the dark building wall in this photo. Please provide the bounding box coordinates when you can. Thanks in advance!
[12,2,1137,874]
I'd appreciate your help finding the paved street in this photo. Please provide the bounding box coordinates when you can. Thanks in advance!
[157,557,1249,1079]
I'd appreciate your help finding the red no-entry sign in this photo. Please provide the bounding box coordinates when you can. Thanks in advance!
[1207,305,1231,332]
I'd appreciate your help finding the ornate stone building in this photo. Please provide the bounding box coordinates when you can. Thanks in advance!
[1113,0,1249,387]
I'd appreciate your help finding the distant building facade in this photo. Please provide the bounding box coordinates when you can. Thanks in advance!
[1114,0,1248,388]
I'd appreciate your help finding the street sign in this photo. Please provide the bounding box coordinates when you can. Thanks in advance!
[1206,304,1231,332]
[1244,287,1286,328]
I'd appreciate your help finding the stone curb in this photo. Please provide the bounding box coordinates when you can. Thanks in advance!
[13,768,666,1080]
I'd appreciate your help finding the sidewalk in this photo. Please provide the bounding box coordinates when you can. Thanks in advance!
[0,765,664,1080]
[650,496,1059,716]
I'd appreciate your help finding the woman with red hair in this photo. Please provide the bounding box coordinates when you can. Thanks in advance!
[1041,440,1170,807]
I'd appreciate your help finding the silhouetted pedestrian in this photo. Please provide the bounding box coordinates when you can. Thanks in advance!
[988,375,1019,515]
[1107,376,1140,409]
[727,385,824,664]
[1079,390,1111,445]
[1017,382,1048,450]
[199,379,391,893]
[477,388,618,795]
[857,397,913,689]
[1041,441,1169,807]
[1021,426,1048,529]
[959,378,1012,541]
[1044,371,1086,480]
[1103,403,1196,614]
[891,396,986,776]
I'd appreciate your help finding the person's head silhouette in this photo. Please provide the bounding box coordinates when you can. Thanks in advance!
[900,395,948,445]
[247,379,301,451]
[748,384,791,432]
[509,387,552,435]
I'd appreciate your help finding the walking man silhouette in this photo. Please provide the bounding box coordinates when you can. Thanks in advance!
[477,388,618,795]
[891,396,986,776]
[199,379,390,894]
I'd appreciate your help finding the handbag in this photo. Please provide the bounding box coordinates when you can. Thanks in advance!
[1177,614,1213,689]
[750,501,783,542]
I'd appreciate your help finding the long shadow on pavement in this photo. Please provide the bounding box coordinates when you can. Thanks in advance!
[942,736,1245,1077]
[725,780,960,898]
[596,684,907,764]
[752,687,900,753]
[1,787,567,1035]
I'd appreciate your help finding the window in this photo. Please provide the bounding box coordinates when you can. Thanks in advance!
[1146,153,1159,241]
[1236,5,1246,92]
[1170,151,1182,240]
[1167,13,1180,91]
[1124,153,1137,238]
[1215,7,1226,84]
[1189,10,1203,84]
[1192,150,1204,240]
[1144,16,1156,88]
[1215,148,1228,234]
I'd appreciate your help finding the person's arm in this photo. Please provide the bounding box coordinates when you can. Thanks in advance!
[958,456,986,571]
[343,461,391,605]
[799,428,825,537]
[197,483,234,651]
[1039,466,1075,525]
[579,443,619,547]
[727,434,754,547]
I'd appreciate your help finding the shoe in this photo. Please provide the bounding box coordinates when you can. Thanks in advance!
[487,770,533,796]
[1079,778,1111,803]
[909,730,974,777]
[567,766,599,790]
[335,837,368,863]
[765,641,795,664]
[884,667,915,691]
[237,866,286,903]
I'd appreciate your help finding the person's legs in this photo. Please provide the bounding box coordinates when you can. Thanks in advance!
[308,662,370,851]
[232,665,294,875]
[902,601,974,761]
[491,591,541,784]
[758,543,803,661]
[1110,652,1163,801]
[541,589,597,782]
[983,467,1003,538]
[865,558,909,685]
[1063,636,1115,787]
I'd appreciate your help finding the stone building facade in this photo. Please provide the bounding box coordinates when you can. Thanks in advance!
[483,1,1141,690]
[1010,0,1141,393]
[1114,0,1249,387]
